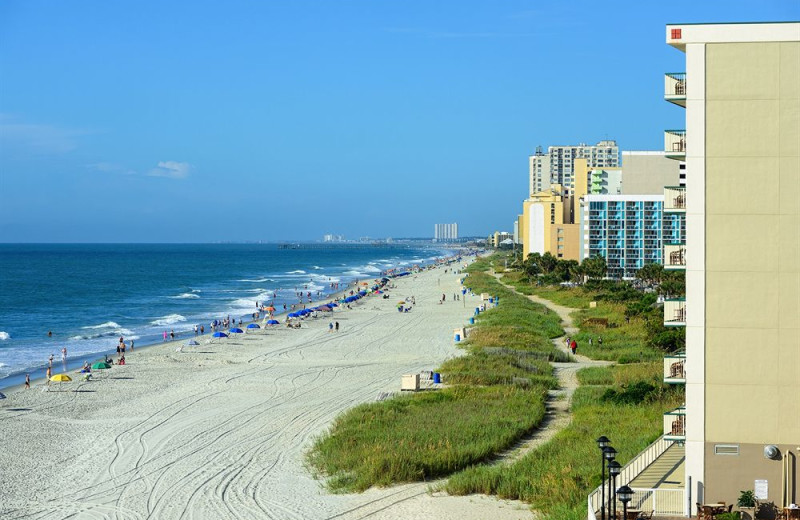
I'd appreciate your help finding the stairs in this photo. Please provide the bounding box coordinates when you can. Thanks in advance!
[629,443,685,489]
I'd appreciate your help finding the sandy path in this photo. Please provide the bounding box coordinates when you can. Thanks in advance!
[0,264,531,520]
[489,272,612,462]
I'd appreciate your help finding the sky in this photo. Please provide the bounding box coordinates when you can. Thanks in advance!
[1,0,798,243]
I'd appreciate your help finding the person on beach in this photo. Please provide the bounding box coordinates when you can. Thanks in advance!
[48,331,52,337]
[194,325,198,336]
[170,329,175,340]
[200,325,204,334]
[598,336,603,347]
[25,373,30,389]
[61,346,67,363]
[328,322,333,333]
[116,343,121,357]
[130,339,134,351]
[570,340,577,355]
[48,354,54,368]
[163,330,167,342]
[335,321,339,332]
[46,366,51,385]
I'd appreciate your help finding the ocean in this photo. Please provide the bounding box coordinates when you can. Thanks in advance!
[0,243,451,385]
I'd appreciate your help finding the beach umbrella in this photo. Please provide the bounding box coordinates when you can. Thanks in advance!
[230,327,244,334]
[266,319,279,325]
[91,362,111,370]
[246,323,260,329]
[264,306,275,312]
[50,373,72,389]
[212,331,228,338]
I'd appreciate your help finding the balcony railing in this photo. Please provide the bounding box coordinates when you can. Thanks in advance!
[665,130,686,159]
[664,406,686,441]
[664,72,686,107]
[664,243,687,270]
[664,299,686,326]
[664,186,686,212]
[664,353,686,383]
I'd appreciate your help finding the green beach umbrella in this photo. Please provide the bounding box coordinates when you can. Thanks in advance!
[91,362,111,370]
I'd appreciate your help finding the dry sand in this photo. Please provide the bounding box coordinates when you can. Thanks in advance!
[0,263,534,520]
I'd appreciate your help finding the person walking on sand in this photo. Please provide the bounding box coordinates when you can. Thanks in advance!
[163,330,167,342]
[61,346,67,363]
[25,373,30,389]
[335,321,339,332]
[48,354,54,368]
[570,339,577,355]
[328,322,333,333]
[194,324,198,336]
[46,366,51,386]
[130,339,134,351]
[170,329,175,340]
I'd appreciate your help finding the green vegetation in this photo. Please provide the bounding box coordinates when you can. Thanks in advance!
[308,385,548,492]
[306,253,566,492]
[445,364,683,520]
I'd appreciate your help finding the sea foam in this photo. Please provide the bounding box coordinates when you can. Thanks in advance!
[150,314,187,326]
[170,293,200,299]
[82,321,121,330]
[0,332,10,340]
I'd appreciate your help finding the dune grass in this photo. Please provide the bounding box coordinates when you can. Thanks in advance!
[308,384,549,492]
[445,363,682,520]
[306,254,566,492]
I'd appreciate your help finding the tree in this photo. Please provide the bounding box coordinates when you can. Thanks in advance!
[635,263,665,288]
[555,259,581,282]
[524,253,542,276]
[581,255,607,280]
[540,252,558,274]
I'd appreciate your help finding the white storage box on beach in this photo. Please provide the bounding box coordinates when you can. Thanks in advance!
[453,327,466,341]
[481,293,490,301]
[401,374,420,391]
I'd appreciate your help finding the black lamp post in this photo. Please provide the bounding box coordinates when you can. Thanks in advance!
[608,460,621,520]
[596,436,610,520]
[603,447,617,518]
[617,485,634,520]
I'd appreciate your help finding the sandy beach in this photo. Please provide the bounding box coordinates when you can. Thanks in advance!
[0,262,533,520]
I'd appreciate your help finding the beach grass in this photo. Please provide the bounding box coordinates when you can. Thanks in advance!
[307,385,548,492]
[306,255,566,492]
[444,363,683,520]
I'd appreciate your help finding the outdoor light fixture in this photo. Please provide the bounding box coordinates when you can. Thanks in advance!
[617,484,634,520]
[608,460,622,520]
[596,436,611,520]
[602,445,617,520]
[764,445,780,460]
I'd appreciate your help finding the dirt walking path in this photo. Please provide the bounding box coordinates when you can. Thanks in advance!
[490,271,612,461]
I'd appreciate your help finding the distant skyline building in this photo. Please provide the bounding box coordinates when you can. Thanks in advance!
[621,151,684,194]
[434,223,458,242]
[529,140,619,196]
[323,234,345,242]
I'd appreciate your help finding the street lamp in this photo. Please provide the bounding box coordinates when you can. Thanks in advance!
[608,460,621,520]
[596,436,611,520]
[603,446,617,519]
[617,485,634,520]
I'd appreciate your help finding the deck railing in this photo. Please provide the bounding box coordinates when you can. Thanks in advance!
[587,436,674,520]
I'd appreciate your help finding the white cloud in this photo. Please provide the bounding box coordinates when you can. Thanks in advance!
[0,114,85,154]
[147,161,191,179]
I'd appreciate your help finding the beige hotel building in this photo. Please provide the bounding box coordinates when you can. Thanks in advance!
[590,21,800,518]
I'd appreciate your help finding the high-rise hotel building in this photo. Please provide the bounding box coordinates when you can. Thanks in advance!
[529,141,619,196]
[434,223,458,242]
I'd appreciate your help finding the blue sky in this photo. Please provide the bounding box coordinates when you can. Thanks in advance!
[1,1,797,242]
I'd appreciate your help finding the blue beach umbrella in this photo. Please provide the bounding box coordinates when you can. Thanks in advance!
[246,323,260,329]
[212,332,228,338]
[266,319,279,325]
[229,327,244,334]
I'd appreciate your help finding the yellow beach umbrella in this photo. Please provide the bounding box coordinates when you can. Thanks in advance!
[50,373,72,390]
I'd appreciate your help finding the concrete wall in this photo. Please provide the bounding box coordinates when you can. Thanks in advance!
[704,39,800,502]
[621,151,682,195]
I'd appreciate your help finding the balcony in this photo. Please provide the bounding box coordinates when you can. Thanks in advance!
[664,72,686,107]
[664,406,686,442]
[664,186,686,212]
[664,298,686,327]
[665,130,686,160]
[664,353,686,384]
[664,243,686,270]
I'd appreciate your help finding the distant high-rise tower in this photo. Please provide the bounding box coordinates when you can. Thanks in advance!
[529,140,619,196]
[434,223,458,242]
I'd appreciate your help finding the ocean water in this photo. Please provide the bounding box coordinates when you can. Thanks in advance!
[0,243,450,383]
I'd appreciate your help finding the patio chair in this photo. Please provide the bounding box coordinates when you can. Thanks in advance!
[636,511,654,520]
